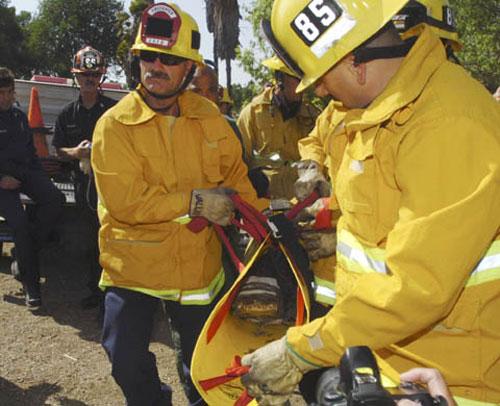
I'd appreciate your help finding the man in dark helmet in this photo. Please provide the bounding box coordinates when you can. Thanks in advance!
[52,46,116,310]
[91,3,266,405]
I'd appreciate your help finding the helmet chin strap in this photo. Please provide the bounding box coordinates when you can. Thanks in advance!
[141,65,196,100]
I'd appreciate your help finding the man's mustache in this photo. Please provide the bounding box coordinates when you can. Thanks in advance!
[144,71,170,80]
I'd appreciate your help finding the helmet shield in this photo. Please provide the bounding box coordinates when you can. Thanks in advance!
[140,3,182,50]
[132,3,203,64]
[72,46,106,74]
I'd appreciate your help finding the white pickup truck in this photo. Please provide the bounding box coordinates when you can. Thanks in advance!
[15,75,128,143]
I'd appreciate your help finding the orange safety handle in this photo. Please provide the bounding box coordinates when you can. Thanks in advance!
[198,356,254,406]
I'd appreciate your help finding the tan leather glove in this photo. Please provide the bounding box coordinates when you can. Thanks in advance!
[189,188,235,226]
[294,160,331,201]
[299,228,337,261]
[241,336,316,405]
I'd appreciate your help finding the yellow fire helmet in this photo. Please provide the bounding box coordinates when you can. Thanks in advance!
[262,56,300,79]
[220,87,233,104]
[262,0,409,92]
[392,0,462,51]
[71,46,106,74]
[131,2,203,64]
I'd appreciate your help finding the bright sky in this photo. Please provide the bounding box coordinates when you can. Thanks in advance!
[10,0,255,85]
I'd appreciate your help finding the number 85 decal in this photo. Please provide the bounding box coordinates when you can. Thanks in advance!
[292,0,343,45]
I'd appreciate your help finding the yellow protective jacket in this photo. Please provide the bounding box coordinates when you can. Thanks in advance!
[298,101,348,307]
[237,86,318,199]
[288,26,500,402]
[92,89,265,304]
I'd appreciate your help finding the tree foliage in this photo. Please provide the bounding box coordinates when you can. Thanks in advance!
[230,81,261,113]
[26,0,124,76]
[115,0,150,88]
[450,0,500,91]
[0,0,33,77]
[237,0,272,86]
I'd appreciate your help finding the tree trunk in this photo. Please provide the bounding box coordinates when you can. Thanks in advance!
[213,38,219,72]
[226,58,231,91]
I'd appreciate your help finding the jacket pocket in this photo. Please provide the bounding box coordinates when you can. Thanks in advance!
[200,121,228,185]
[336,132,377,242]
[101,227,176,280]
[440,291,479,332]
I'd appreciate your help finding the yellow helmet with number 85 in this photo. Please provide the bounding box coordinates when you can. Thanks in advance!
[262,0,409,92]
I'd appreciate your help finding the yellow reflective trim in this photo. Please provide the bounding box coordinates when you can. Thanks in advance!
[313,276,336,305]
[466,267,500,287]
[339,229,386,261]
[337,229,387,275]
[455,397,498,406]
[99,268,225,305]
[172,215,192,225]
[466,240,500,287]
[180,270,225,305]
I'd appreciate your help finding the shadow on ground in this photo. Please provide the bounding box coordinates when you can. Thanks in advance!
[1,207,171,346]
[0,376,88,406]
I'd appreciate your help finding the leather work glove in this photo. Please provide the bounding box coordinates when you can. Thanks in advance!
[295,197,332,230]
[299,228,337,261]
[294,160,331,201]
[241,336,316,405]
[189,188,235,226]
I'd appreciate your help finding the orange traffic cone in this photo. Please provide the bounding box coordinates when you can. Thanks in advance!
[28,86,49,158]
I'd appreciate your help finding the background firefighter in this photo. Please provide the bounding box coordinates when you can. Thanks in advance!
[52,45,116,309]
[237,56,319,199]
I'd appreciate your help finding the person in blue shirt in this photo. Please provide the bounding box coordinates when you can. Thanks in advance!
[0,67,65,309]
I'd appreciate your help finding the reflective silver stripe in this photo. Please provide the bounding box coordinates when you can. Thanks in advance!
[337,240,387,274]
[471,253,500,275]
[315,284,336,300]
[466,241,500,287]
[180,270,225,305]
[314,284,336,306]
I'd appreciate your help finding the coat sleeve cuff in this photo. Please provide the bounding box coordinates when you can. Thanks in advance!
[286,316,344,368]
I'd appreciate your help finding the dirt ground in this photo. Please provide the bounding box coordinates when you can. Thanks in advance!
[0,220,186,405]
[0,208,306,406]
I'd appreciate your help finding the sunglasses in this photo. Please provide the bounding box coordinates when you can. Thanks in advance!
[139,50,187,66]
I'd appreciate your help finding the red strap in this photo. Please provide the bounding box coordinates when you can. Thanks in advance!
[231,218,263,243]
[314,197,332,230]
[285,190,320,220]
[198,356,252,397]
[206,285,240,343]
[214,225,245,273]
[186,216,208,233]
[295,287,305,326]
[231,195,268,239]
[235,390,253,406]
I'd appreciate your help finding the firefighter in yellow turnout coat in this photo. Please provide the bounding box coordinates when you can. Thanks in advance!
[92,4,263,406]
[240,1,500,404]
[237,57,318,199]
